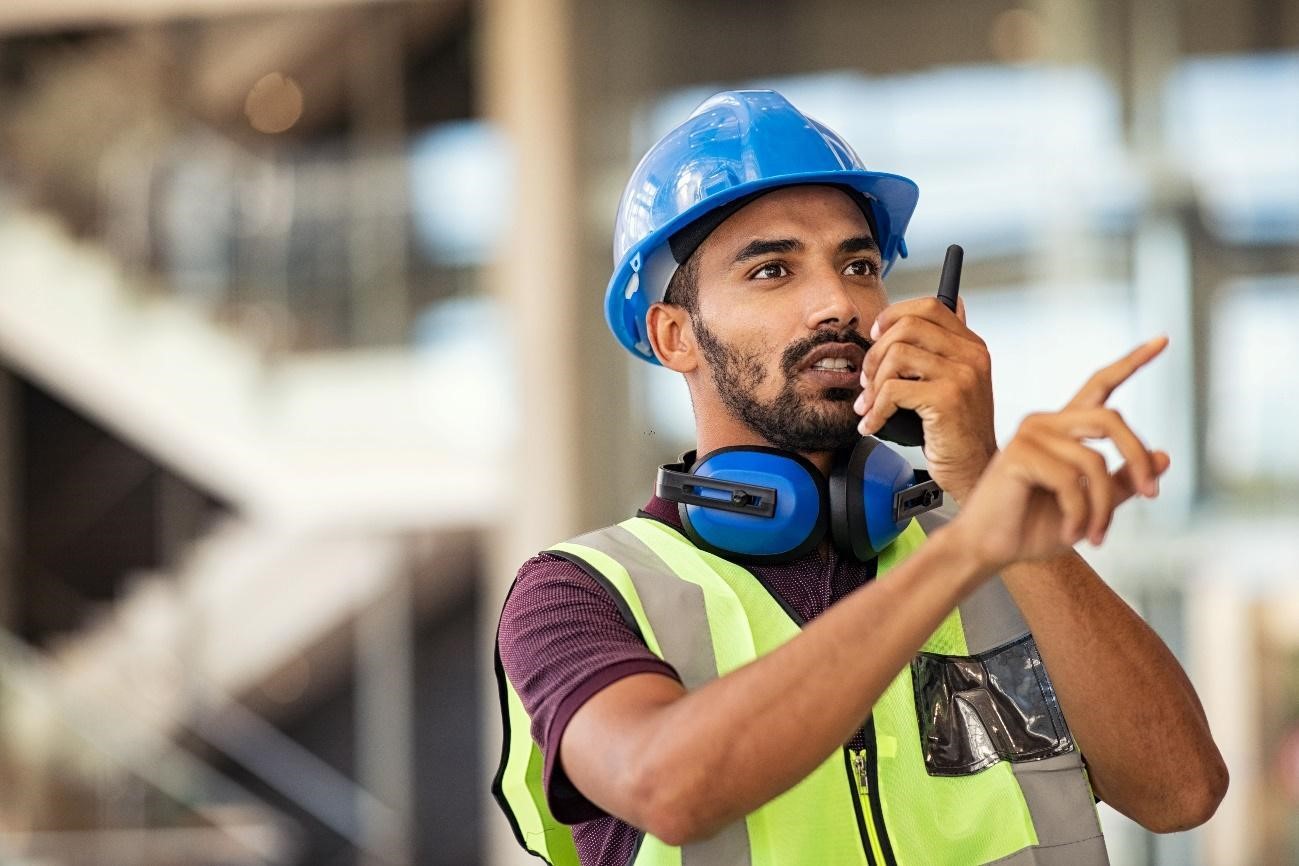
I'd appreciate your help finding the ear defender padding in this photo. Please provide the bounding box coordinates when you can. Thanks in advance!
[665,446,828,563]
[828,437,919,561]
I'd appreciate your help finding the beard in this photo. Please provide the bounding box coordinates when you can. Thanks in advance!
[692,315,870,453]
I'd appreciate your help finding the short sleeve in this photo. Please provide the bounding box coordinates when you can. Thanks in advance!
[498,551,680,823]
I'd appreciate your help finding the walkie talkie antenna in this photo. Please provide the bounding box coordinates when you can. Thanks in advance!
[937,244,963,313]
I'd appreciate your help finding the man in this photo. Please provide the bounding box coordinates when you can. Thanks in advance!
[494,90,1226,865]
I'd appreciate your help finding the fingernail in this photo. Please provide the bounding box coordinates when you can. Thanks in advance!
[870,320,881,340]
[853,393,865,413]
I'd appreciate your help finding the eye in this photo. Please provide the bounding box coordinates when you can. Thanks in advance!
[843,258,879,277]
[752,262,790,280]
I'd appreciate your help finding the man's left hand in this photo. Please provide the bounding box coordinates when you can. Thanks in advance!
[854,296,997,504]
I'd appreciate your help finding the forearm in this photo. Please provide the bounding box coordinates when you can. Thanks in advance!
[574,528,986,842]
[1001,551,1227,831]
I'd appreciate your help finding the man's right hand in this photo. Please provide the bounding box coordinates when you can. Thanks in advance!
[948,336,1172,573]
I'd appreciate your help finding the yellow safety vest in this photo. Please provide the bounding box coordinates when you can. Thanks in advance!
[494,514,1107,865]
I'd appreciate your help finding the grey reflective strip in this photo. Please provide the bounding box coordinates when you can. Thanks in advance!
[569,525,753,865]
[914,509,1030,654]
[958,576,1031,655]
[571,525,717,690]
[1009,753,1107,860]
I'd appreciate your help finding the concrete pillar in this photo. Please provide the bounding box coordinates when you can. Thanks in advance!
[346,4,410,347]
[356,561,416,866]
[479,0,584,862]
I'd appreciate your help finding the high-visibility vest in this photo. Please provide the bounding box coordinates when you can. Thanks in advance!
[493,514,1108,865]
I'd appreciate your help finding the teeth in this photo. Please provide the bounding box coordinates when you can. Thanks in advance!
[811,357,854,371]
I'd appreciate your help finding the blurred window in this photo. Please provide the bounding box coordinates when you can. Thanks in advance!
[1165,52,1299,246]
[409,120,512,267]
[1207,275,1299,487]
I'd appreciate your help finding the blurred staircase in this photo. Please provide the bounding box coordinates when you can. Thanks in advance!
[0,626,299,865]
[0,205,496,863]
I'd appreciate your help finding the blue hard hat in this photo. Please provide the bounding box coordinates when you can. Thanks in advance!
[606,89,920,364]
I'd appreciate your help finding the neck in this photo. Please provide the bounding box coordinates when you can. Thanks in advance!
[693,418,837,477]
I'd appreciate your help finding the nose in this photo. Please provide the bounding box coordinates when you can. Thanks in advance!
[804,273,862,334]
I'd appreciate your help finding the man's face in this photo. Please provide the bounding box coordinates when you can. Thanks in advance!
[687,185,887,453]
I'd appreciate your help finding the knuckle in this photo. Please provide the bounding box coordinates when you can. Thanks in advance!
[880,338,912,362]
[1020,412,1047,433]
[1084,450,1107,474]
[888,317,919,342]
[870,336,898,366]
[1003,433,1030,455]
[861,351,880,377]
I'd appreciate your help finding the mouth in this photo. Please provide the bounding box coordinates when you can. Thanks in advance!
[795,342,866,386]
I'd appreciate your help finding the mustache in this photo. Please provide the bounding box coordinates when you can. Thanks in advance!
[781,328,872,375]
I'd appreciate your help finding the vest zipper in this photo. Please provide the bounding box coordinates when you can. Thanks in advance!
[851,748,869,794]
[843,747,877,866]
[850,719,897,866]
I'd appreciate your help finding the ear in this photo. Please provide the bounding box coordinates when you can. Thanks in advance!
[646,302,698,373]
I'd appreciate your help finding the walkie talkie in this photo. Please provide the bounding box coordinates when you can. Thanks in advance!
[874,244,964,447]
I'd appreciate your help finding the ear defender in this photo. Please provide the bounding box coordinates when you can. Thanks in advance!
[656,446,828,563]
[828,438,944,560]
[656,440,944,564]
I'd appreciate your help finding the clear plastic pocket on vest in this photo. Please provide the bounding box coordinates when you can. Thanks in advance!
[912,634,1075,776]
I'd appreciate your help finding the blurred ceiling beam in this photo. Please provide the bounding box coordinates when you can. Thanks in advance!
[190,0,464,131]
[0,0,463,229]
[0,0,404,35]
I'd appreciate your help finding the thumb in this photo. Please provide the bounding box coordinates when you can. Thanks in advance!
[1112,450,1171,505]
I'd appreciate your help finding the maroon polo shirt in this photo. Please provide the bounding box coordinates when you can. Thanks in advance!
[497,495,879,866]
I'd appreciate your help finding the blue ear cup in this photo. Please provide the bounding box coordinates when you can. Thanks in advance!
[829,438,924,560]
[657,447,828,563]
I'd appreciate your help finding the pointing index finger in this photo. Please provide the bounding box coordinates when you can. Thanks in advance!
[1066,336,1168,410]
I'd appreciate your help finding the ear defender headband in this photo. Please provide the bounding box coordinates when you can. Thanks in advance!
[655,439,943,564]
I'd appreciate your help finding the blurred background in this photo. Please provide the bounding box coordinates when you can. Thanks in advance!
[0,0,1294,864]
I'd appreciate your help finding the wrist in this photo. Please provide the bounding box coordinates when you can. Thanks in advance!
[919,518,997,594]
[930,445,998,507]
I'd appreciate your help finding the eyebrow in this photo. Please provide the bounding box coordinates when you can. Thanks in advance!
[731,238,803,266]
[839,235,880,256]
